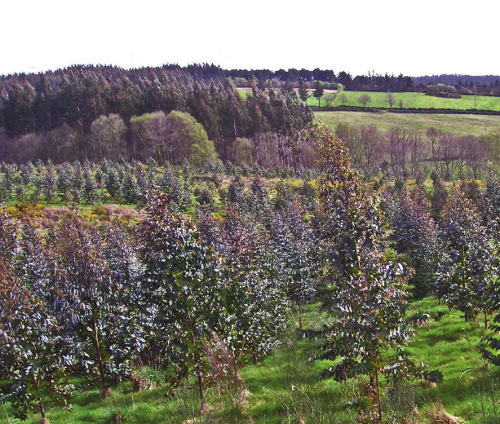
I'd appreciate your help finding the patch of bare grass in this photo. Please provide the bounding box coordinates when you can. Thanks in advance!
[427,403,464,424]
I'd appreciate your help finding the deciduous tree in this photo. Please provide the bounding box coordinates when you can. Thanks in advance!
[357,93,372,107]
[313,81,324,107]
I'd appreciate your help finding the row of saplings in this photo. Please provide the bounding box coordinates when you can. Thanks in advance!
[0,179,321,422]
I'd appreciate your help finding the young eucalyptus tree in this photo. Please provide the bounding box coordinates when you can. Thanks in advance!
[388,187,439,298]
[138,188,227,412]
[0,260,74,423]
[49,213,144,396]
[207,206,291,370]
[435,189,499,326]
[312,123,413,423]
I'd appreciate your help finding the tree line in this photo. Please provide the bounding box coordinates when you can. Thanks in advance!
[0,65,315,168]
[335,123,500,181]
[413,74,500,95]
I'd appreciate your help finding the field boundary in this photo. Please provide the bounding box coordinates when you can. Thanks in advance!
[309,105,500,116]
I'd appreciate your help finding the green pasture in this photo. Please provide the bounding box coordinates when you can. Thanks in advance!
[237,87,500,116]
[315,110,500,137]
[308,91,500,111]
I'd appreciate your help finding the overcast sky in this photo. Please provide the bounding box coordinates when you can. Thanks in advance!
[1,0,498,78]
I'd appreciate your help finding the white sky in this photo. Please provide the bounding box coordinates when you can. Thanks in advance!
[1,0,498,78]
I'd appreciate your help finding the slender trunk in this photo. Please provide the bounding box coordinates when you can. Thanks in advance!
[232,351,241,384]
[485,310,489,330]
[374,369,383,424]
[195,349,206,413]
[92,315,108,394]
[252,350,258,365]
[188,316,206,413]
[39,402,46,423]
[33,377,47,423]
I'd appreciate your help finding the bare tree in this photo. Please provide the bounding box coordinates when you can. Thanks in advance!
[357,94,371,107]
[406,131,429,181]
[89,114,127,161]
[460,135,486,179]
[385,92,396,109]
[142,111,172,162]
[358,126,383,177]
[437,132,460,179]
[386,128,409,178]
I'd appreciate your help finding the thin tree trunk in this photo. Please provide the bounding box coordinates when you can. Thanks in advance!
[92,316,108,395]
[33,377,47,423]
[39,402,47,423]
[232,351,241,384]
[375,369,383,424]
[195,349,206,413]
[188,316,207,413]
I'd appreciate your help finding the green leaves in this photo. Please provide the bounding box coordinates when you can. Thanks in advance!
[435,189,499,321]
[313,124,414,422]
[0,257,75,420]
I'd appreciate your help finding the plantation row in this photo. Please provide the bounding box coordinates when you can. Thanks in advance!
[1,121,497,215]
[3,125,500,422]
[0,179,319,420]
[0,158,319,211]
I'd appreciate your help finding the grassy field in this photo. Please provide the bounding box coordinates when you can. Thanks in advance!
[236,87,500,112]
[315,110,500,137]
[3,297,500,424]
[307,91,500,111]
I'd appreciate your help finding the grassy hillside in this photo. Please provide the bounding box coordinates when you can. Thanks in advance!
[315,110,500,137]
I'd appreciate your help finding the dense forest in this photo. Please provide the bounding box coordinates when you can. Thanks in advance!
[2,64,500,177]
[0,64,315,168]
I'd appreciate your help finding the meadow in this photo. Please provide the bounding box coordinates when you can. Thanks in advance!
[307,91,500,111]
[314,110,500,137]
[237,88,500,112]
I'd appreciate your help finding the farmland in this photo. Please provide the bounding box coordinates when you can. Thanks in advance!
[307,90,500,111]
[315,110,500,137]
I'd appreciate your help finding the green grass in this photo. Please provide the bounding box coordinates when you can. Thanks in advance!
[3,298,500,423]
[315,110,500,137]
[237,87,500,137]
[236,87,500,112]
[308,91,500,111]
[404,297,498,423]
